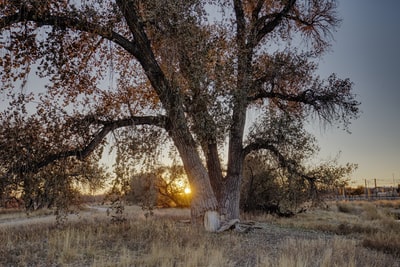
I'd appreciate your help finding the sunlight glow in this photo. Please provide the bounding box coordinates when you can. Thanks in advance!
[184,187,191,194]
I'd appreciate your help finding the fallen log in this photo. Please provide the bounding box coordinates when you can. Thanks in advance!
[216,219,265,233]
[217,219,240,232]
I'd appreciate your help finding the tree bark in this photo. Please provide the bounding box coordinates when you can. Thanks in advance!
[244,165,256,212]
[168,126,219,226]
[220,174,242,221]
[204,210,220,232]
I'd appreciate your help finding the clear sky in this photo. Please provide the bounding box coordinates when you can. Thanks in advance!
[311,0,400,187]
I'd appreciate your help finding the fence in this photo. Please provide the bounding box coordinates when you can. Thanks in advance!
[327,195,400,201]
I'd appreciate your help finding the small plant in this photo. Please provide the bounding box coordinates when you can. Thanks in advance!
[361,202,382,220]
[107,198,127,224]
[54,208,69,228]
[336,201,359,214]
[141,204,154,219]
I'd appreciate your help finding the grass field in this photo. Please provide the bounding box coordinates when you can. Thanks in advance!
[1,201,399,266]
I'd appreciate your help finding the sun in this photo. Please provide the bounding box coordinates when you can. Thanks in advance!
[184,187,191,194]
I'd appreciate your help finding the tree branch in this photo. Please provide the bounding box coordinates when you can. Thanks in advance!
[233,0,246,34]
[0,4,139,59]
[283,0,340,51]
[243,140,275,160]
[243,140,315,183]
[247,75,360,126]
[114,0,181,115]
[253,0,296,44]
[4,115,169,178]
[252,0,265,22]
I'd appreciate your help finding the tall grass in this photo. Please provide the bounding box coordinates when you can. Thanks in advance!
[272,201,400,261]
[1,201,399,266]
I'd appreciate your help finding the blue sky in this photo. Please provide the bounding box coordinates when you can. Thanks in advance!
[312,0,400,186]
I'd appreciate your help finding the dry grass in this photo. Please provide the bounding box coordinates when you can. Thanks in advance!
[0,202,399,266]
[266,201,400,261]
[0,207,53,220]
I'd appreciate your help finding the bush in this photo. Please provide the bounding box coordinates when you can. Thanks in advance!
[363,232,400,257]
[336,202,360,214]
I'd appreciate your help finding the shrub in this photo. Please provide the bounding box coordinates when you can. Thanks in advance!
[363,232,400,257]
[336,202,359,214]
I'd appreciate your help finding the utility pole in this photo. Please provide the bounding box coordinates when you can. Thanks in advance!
[365,179,368,199]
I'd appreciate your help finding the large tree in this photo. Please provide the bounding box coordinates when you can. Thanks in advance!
[0,0,359,230]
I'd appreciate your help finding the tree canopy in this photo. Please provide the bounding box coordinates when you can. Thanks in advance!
[0,0,360,230]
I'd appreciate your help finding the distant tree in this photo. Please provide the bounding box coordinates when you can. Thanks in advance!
[346,186,365,196]
[126,172,158,208]
[241,111,356,213]
[242,130,357,214]
[126,165,191,208]
[0,0,359,230]
[154,165,192,208]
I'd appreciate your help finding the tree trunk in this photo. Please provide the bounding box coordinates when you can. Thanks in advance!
[117,0,220,230]
[244,166,255,212]
[204,143,224,203]
[203,210,220,232]
[222,2,253,222]
[220,174,242,221]
[169,129,219,229]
